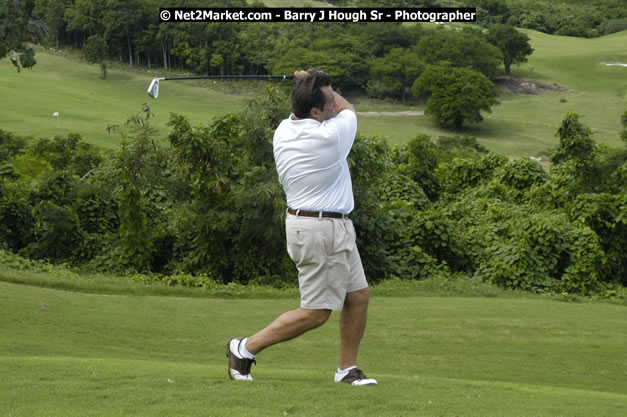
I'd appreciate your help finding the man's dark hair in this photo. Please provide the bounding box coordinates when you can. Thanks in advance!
[291,69,332,119]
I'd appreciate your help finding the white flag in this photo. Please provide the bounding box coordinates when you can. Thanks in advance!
[53,112,59,117]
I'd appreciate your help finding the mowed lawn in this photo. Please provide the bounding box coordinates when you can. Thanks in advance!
[1,280,625,417]
[0,51,250,149]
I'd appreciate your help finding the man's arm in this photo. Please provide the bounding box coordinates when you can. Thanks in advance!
[334,90,355,115]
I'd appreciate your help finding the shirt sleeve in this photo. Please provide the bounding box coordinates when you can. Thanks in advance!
[326,110,357,158]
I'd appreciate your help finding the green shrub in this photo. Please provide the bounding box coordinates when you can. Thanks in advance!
[0,90,623,298]
[469,204,613,294]
[0,129,28,161]
[496,158,549,192]
[26,134,103,178]
[567,193,626,285]
[10,154,53,180]
[439,153,508,194]
[23,200,83,263]
[0,182,34,251]
[436,135,489,162]
[33,172,80,207]
[350,134,397,282]
[118,181,153,273]
[379,171,431,211]
[560,226,605,294]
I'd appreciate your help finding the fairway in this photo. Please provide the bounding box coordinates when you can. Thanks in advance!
[1,280,625,417]
[0,51,251,149]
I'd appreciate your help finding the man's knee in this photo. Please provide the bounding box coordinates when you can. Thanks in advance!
[302,308,332,328]
[345,287,370,309]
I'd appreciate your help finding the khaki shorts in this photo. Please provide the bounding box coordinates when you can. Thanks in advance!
[285,213,368,311]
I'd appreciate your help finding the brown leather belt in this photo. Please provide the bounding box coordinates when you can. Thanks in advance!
[287,208,346,219]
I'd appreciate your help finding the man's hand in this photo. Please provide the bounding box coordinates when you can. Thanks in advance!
[294,70,309,80]
[294,69,328,80]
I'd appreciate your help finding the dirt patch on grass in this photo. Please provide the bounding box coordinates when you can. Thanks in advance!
[357,110,424,117]
[495,75,568,95]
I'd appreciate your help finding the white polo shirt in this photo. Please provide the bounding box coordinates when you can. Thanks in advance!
[273,110,357,214]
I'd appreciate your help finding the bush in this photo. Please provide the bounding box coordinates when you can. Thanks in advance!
[0,89,623,298]
[439,153,508,195]
[436,135,489,161]
[567,193,626,285]
[23,200,83,263]
[0,182,34,251]
[0,129,28,161]
[496,157,549,198]
[597,18,627,36]
[349,134,397,282]
[26,134,103,178]
[473,211,606,294]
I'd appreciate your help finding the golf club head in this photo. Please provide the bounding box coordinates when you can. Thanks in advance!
[147,78,164,98]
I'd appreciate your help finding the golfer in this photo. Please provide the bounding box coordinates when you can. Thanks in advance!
[226,69,377,386]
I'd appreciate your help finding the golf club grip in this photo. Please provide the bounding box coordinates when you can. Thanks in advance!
[164,75,295,80]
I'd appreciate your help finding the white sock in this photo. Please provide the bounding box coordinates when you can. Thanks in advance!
[238,338,256,359]
[337,365,357,374]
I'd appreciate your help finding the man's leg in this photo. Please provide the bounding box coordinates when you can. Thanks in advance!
[245,307,332,355]
[338,287,370,370]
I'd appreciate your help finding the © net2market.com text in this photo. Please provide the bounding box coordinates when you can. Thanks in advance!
[159,7,477,23]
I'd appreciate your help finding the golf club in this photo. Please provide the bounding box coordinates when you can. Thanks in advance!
[147,75,295,98]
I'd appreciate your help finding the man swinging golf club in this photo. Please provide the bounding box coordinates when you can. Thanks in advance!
[226,69,377,386]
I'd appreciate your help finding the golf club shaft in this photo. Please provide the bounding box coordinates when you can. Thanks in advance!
[147,74,294,98]
[163,75,294,80]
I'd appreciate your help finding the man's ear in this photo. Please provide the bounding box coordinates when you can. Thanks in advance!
[310,107,322,121]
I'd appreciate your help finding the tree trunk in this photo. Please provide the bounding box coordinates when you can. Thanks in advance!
[127,28,133,66]
[161,40,168,70]
[100,61,107,79]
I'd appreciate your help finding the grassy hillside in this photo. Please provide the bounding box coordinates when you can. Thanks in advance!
[357,29,626,156]
[0,29,625,157]
[1,276,625,417]
[518,29,627,94]
[0,51,251,149]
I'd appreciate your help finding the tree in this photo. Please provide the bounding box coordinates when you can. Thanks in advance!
[102,0,142,67]
[412,65,499,128]
[486,24,534,74]
[368,48,424,101]
[83,34,107,79]
[0,0,48,72]
[475,0,511,25]
[551,113,597,167]
[414,27,502,78]
[33,0,66,50]
[65,0,108,77]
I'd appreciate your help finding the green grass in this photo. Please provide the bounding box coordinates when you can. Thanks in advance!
[517,29,627,95]
[0,50,252,149]
[1,270,625,417]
